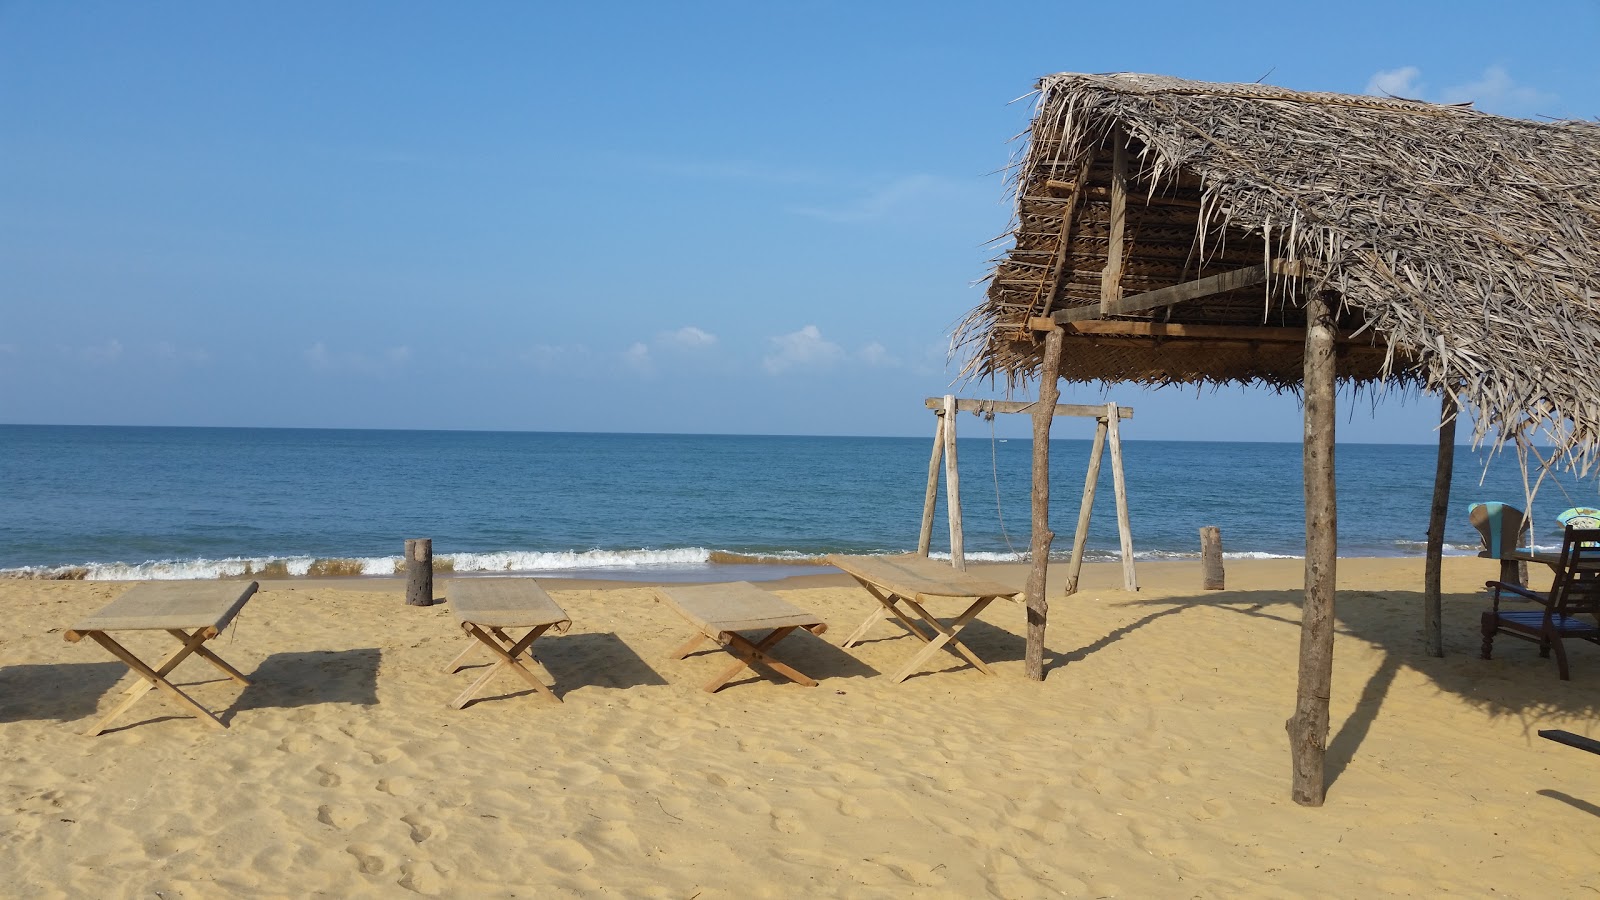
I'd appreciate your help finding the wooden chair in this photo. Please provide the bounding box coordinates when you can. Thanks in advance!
[1481,525,1600,680]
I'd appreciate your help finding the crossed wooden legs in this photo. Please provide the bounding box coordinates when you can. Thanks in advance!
[671,624,828,693]
[444,623,559,708]
[840,584,998,683]
[82,628,252,736]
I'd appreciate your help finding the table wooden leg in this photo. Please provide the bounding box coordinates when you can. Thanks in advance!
[168,629,252,685]
[702,627,815,692]
[84,631,225,735]
[888,597,998,683]
[669,632,712,660]
[451,624,558,709]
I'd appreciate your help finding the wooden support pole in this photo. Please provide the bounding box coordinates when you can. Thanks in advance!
[1024,328,1065,681]
[405,538,434,607]
[1100,131,1128,313]
[1288,292,1338,807]
[1200,526,1225,590]
[1064,417,1108,595]
[1424,393,1457,658]
[918,413,946,557]
[1106,402,1137,592]
[942,394,965,571]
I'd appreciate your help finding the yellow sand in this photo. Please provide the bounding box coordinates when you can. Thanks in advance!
[2,557,1598,897]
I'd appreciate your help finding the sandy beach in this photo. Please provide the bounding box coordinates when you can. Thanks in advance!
[2,556,1598,897]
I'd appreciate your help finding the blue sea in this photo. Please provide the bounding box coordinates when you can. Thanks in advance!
[0,424,1594,581]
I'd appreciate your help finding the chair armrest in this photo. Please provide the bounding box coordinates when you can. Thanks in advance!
[1487,580,1551,610]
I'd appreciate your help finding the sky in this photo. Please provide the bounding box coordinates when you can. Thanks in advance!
[2,1,1595,442]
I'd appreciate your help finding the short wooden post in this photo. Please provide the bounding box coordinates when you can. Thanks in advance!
[942,394,965,571]
[1106,402,1137,591]
[918,413,946,557]
[405,538,434,607]
[1064,417,1108,595]
[1200,526,1225,590]
[1288,291,1338,807]
[1424,393,1457,657]
[1024,327,1065,681]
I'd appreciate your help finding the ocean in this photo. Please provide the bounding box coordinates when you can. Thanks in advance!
[1,424,1593,581]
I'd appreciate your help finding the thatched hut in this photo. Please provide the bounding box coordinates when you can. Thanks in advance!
[958,72,1600,805]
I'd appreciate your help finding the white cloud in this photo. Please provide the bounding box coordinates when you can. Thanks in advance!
[1365,66,1424,99]
[763,325,844,375]
[657,326,717,350]
[304,342,412,376]
[790,174,985,224]
[623,341,653,374]
[520,343,593,373]
[61,339,123,365]
[1365,65,1556,117]
[857,342,898,367]
[1439,65,1556,115]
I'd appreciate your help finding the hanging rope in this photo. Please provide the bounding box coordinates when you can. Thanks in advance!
[985,409,1022,559]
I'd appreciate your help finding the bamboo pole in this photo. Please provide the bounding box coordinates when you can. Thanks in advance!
[942,394,965,571]
[918,413,946,557]
[1424,393,1458,658]
[1106,402,1137,591]
[1064,417,1108,594]
[1024,328,1065,681]
[1288,292,1338,807]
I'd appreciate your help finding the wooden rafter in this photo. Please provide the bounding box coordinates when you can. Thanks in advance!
[1046,259,1306,326]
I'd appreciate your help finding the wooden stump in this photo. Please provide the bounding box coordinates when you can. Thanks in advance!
[1200,526,1224,590]
[405,538,434,607]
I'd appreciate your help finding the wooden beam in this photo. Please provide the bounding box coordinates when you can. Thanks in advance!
[1031,158,1092,321]
[1024,328,1064,681]
[1060,320,1370,345]
[1424,393,1457,658]
[1107,403,1137,592]
[1064,418,1108,595]
[922,398,1133,419]
[1288,291,1338,808]
[1056,260,1306,324]
[1099,133,1128,313]
[917,413,945,557]
[942,394,965,572]
[1043,181,1202,208]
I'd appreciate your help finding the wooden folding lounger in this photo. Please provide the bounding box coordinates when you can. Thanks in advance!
[443,579,571,709]
[64,581,259,735]
[828,554,1020,683]
[653,582,828,693]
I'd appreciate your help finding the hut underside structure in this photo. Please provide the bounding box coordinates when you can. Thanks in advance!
[958,73,1600,807]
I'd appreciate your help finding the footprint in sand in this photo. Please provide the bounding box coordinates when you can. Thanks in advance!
[400,813,434,843]
[398,861,444,895]
[769,808,805,835]
[315,765,342,788]
[317,804,363,830]
[278,733,315,754]
[346,843,390,876]
[377,776,415,797]
[367,747,403,765]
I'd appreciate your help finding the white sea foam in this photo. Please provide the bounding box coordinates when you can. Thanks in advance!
[443,548,713,572]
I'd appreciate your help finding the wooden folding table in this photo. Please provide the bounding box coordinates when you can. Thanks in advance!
[443,579,571,708]
[653,582,828,693]
[64,581,259,735]
[828,554,1020,683]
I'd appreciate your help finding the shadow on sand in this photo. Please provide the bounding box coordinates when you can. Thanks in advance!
[1040,585,1600,790]
[225,648,382,721]
[0,662,126,724]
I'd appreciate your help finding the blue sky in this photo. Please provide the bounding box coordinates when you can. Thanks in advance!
[2,1,1595,441]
